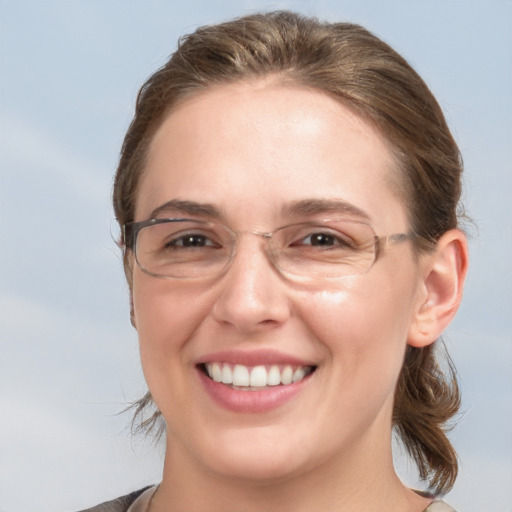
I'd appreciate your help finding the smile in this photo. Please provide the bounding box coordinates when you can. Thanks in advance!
[203,363,315,390]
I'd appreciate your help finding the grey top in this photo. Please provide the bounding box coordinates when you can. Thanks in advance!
[77,487,457,512]
[425,501,457,511]
[76,487,150,512]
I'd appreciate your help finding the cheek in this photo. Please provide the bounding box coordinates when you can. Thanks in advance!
[131,276,212,376]
[131,275,222,425]
[294,276,420,437]
[297,272,419,376]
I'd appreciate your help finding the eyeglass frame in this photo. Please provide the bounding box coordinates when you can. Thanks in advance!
[122,217,418,281]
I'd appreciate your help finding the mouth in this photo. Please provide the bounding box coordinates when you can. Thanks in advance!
[199,362,316,391]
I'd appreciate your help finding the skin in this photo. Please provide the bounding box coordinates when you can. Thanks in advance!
[130,80,467,511]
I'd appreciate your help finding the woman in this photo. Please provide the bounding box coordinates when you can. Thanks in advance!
[81,11,468,512]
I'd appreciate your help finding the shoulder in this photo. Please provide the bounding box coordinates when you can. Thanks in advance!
[424,500,458,512]
[75,487,151,512]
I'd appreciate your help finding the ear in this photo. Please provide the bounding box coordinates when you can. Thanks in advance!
[408,229,469,348]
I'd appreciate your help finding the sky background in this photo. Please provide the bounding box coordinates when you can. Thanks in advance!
[0,1,511,511]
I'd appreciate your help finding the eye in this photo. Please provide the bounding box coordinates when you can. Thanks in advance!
[303,233,337,247]
[297,231,354,249]
[166,233,218,248]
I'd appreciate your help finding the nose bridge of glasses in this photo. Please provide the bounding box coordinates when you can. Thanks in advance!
[230,229,280,269]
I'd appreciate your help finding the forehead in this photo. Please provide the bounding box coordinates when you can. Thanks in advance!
[137,81,406,229]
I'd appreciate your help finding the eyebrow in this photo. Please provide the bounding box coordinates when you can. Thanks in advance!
[149,199,223,220]
[148,198,371,223]
[281,199,371,222]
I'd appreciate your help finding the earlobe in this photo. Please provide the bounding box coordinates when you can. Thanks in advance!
[408,229,469,348]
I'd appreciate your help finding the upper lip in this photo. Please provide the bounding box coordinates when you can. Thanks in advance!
[198,349,316,367]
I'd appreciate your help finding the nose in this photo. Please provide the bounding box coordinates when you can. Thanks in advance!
[212,236,291,333]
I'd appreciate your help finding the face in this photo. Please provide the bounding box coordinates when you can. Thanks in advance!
[131,81,426,482]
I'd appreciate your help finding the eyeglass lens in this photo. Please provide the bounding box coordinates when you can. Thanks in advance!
[133,219,378,280]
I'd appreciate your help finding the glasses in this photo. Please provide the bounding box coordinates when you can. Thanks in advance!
[123,218,414,282]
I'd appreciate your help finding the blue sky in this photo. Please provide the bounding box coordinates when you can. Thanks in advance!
[0,1,511,511]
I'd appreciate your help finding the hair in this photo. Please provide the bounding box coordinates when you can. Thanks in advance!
[113,11,464,495]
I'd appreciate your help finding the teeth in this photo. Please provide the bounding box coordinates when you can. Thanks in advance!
[211,363,222,382]
[221,364,233,384]
[233,364,250,386]
[293,367,306,382]
[204,362,312,389]
[280,366,293,385]
[267,365,281,386]
[249,365,267,387]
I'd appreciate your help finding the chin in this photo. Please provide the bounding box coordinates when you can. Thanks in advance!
[193,425,319,483]
[207,451,304,483]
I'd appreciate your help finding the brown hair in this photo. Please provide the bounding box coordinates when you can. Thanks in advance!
[113,11,464,495]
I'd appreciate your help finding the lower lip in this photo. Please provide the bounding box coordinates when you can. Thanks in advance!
[197,368,312,413]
